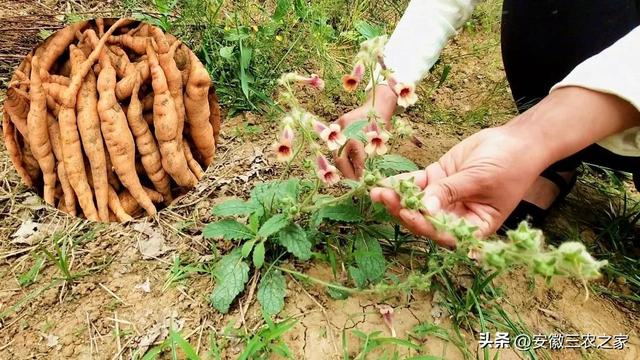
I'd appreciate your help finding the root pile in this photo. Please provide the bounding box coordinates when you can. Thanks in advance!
[2,18,221,222]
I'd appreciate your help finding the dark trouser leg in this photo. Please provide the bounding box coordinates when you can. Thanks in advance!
[501,0,640,173]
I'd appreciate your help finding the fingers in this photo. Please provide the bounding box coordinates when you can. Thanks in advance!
[398,209,457,248]
[379,169,428,189]
[370,186,457,248]
[336,108,366,129]
[422,171,480,214]
[334,151,356,179]
[334,140,365,180]
[370,187,402,217]
[346,141,366,179]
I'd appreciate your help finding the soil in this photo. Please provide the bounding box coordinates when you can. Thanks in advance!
[1,1,639,359]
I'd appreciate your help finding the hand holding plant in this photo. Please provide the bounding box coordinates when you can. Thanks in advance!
[203,36,606,318]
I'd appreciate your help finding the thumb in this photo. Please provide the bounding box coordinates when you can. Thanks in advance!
[421,171,479,214]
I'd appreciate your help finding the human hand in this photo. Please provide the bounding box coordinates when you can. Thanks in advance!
[334,85,397,179]
[370,126,549,247]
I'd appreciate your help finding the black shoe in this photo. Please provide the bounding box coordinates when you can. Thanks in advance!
[501,169,578,233]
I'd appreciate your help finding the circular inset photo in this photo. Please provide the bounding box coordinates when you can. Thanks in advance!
[2,18,220,222]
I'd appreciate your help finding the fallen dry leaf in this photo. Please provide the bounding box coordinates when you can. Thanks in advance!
[137,312,184,355]
[133,223,171,259]
[45,333,59,348]
[11,221,44,245]
[135,278,152,293]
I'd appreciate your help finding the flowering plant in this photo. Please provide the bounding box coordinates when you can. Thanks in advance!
[203,36,606,316]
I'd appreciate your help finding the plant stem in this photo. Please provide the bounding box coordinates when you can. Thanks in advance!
[275,266,374,294]
[301,183,364,213]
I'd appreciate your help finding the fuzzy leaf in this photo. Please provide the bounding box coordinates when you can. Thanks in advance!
[219,45,235,60]
[251,180,300,209]
[257,270,286,316]
[326,283,350,300]
[258,214,289,239]
[364,224,396,240]
[377,154,419,173]
[241,240,255,258]
[212,199,258,217]
[349,266,367,288]
[341,120,368,142]
[210,251,250,313]
[253,241,265,268]
[353,231,386,284]
[319,203,364,222]
[354,20,385,40]
[354,249,386,284]
[277,224,312,260]
[273,0,291,21]
[203,220,254,240]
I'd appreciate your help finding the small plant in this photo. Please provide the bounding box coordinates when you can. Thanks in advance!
[163,255,206,291]
[346,329,422,360]
[203,35,607,319]
[237,314,297,359]
[140,328,200,360]
[42,233,76,283]
[18,255,46,287]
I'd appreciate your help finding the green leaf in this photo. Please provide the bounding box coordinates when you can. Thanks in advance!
[257,270,286,316]
[293,0,308,18]
[372,202,395,223]
[210,251,250,313]
[277,224,312,260]
[224,28,250,42]
[219,45,235,60]
[258,214,289,239]
[212,198,257,217]
[251,180,300,209]
[355,230,383,256]
[240,46,253,69]
[203,220,254,240]
[341,120,368,141]
[319,203,364,222]
[253,241,265,268]
[377,154,419,173]
[241,240,255,258]
[364,224,396,240]
[354,249,385,283]
[436,64,451,89]
[239,40,250,100]
[168,330,201,360]
[272,0,291,21]
[18,256,46,287]
[349,266,367,288]
[354,231,386,284]
[326,283,350,300]
[342,179,361,189]
[354,20,384,40]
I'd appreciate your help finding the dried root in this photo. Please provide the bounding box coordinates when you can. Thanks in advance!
[1,18,221,222]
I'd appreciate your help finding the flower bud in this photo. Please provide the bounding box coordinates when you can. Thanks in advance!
[485,252,507,269]
[402,196,421,210]
[532,254,557,278]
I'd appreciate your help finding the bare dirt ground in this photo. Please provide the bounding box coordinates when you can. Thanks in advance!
[0,1,639,359]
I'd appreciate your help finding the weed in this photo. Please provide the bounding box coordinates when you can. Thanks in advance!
[42,233,75,282]
[344,329,422,360]
[163,255,206,291]
[18,255,46,287]
[141,328,200,360]
[237,314,297,359]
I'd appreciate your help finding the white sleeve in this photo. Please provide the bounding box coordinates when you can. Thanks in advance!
[378,0,478,86]
[550,26,640,157]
